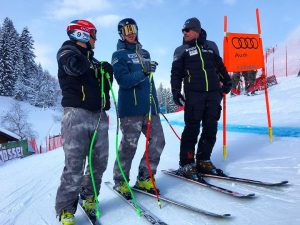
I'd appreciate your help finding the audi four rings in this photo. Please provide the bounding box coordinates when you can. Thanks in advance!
[232,37,259,49]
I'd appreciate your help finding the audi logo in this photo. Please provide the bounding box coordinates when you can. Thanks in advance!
[232,37,259,49]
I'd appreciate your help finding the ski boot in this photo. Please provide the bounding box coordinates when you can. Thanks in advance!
[177,163,204,182]
[196,160,225,176]
[135,177,160,194]
[60,210,75,225]
[82,196,97,217]
[114,181,131,199]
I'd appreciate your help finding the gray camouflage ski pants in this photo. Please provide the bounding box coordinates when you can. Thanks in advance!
[55,107,109,215]
[113,115,165,184]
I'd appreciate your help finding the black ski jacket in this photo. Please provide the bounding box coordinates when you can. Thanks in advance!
[57,41,112,111]
[171,29,231,94]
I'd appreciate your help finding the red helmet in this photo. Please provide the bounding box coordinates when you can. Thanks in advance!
[67,19,97,43]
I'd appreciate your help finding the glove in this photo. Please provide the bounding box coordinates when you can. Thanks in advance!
[221,80,232,94]
[172,90,185,106]
[101,61,113,76]
[143,61,158,75]
[69,54,90,75]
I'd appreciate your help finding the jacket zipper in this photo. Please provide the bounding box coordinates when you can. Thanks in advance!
[81,85,86,101]
[196,41,209,91]
[133,88,138,106]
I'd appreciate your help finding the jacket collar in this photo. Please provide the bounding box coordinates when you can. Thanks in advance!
[117,39,142,51]
[62,40,94,57]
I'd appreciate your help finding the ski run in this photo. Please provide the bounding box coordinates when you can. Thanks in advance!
[0,76,300,224]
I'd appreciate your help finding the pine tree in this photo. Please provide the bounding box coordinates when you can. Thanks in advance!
[14,27,37,101]
[27,64,43,106]
[166,87,178,113]
[0,17,25,96]
[28,64,59,108]
[37,70,59,108]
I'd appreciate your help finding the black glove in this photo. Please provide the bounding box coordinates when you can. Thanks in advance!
[101,61,113,76]
[143,61,158,75]
[221,80,233,94]
[69,54,90,75]
[172,90,185,106]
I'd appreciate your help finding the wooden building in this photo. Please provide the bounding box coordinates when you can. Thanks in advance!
[0,127,20,144]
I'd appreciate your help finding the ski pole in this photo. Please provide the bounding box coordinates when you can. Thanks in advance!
[160,112,181,141]
[145,72,161,208]
[87,67,106,219]
[100,65,141,216]
[88,118,102,218]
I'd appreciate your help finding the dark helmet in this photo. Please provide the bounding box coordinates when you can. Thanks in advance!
[67,19,97,43]
[118,18,138,40]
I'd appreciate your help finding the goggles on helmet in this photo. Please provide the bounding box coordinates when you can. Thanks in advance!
[90,29,97,40]
[122,24,137,36]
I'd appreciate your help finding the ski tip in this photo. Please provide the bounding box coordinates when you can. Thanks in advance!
[280,180,289,185]
[243,193,256,198]
[223,213,231,217]
[267,180,289,186]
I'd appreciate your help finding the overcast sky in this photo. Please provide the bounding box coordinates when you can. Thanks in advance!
[1,0,300,86]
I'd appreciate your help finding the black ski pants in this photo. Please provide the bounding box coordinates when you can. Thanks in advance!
[180,91,222,166]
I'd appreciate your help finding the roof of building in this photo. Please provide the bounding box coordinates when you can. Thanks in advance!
[0,127,21,140]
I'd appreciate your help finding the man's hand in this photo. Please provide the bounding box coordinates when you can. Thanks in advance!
[101,61,113,76]
[143,61,158,75]
[172,90,185,106]
[221,80,233,94]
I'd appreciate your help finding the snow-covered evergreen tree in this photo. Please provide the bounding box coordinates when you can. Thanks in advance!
[0,17,25,96]
[37,70,59,108]
[27,64,43,106]
[156,83,178,113]
[14,27,37,101]
[27,64,59,108]
[166,87,178,113]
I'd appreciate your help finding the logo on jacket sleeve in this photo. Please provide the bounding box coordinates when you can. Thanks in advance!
[112,58,119,66]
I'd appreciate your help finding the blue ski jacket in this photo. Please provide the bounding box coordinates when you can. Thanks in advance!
[111,40,159,118]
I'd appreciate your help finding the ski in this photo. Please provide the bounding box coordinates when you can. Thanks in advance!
[162,169,255,198]
[78,199,102,225]
[105,181,168,225]
[132,186,231,218]
[202,173,289,187]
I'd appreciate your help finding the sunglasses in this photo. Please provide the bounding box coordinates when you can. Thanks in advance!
[182,28,192,33]
[122,24,137,36]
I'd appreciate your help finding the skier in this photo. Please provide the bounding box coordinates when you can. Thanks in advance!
[111,18,165,199]
[231,72,242,96]
[171,17,232,179]
[55,19,113,225]
[242,70,257,95]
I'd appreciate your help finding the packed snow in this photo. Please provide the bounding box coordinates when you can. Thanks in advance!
[0,75,300,225]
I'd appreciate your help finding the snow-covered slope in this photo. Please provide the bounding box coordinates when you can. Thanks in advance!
[0,75,300,225]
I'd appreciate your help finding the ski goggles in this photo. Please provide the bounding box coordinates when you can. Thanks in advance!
[122,24,137,36]
[90,29,97,40]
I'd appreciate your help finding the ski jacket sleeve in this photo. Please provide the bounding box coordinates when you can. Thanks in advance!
[104,67,113,110]
[206,40,232,88]
[111,51,147,89]
[207,40,220,56]
[214,54,232,90]
[57,46,90,77]
[171,45,186,92]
